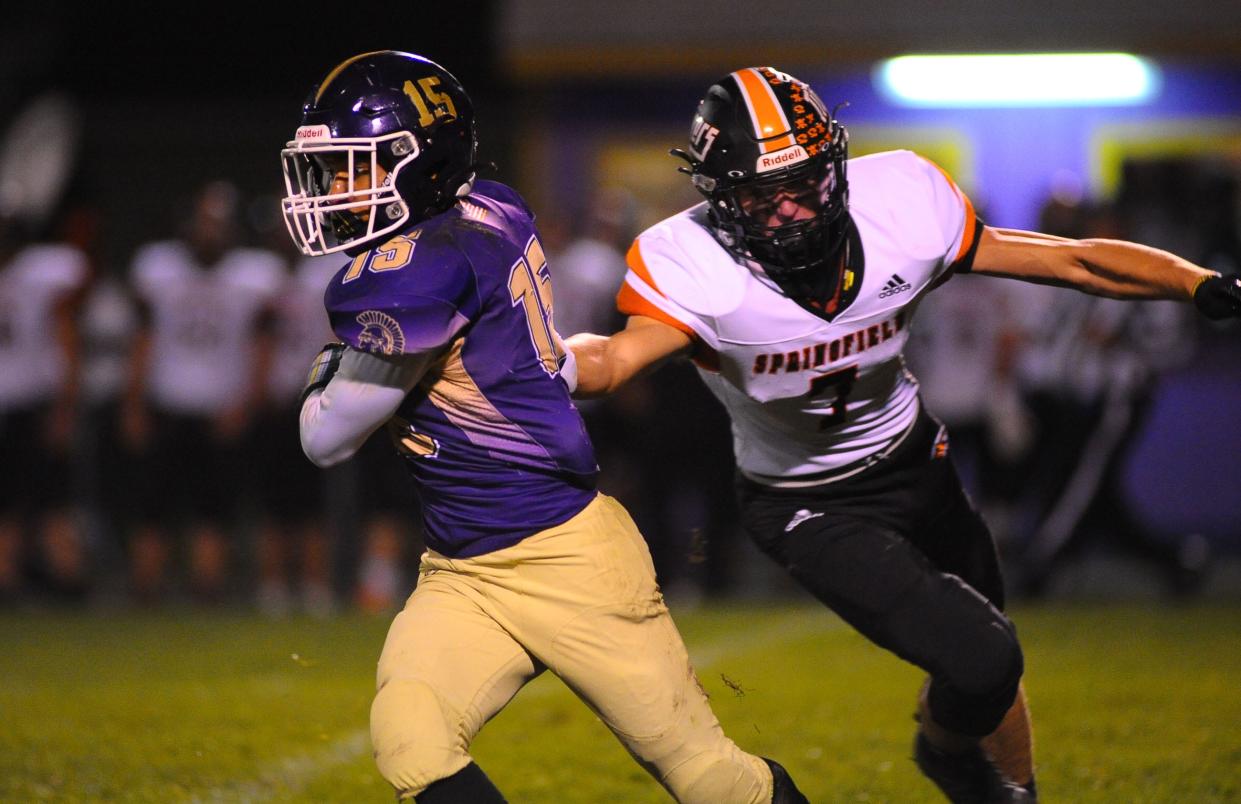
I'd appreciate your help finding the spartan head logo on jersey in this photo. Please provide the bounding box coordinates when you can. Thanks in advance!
[672,67,852,302]
[355,310,406,355]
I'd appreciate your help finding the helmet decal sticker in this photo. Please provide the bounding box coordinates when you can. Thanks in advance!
[756,145,809,173]
[295,125,331,140]
[689,115,720,161]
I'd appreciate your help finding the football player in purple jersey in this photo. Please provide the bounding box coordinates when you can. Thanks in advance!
[284,51,807,804]
[567,67,1241,803]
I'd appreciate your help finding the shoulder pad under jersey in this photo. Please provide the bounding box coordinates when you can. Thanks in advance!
[630,206,749,317]
[324,227,478,356]
[848,149,979,270]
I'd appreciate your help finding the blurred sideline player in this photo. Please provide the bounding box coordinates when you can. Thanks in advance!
[254,245,341,616]
[567,67,1241,802]
[0,217,89,602]
[904,273,1034,549]
[1012,202,1207,596]
[122,182,283,602]
[283,51,807,803]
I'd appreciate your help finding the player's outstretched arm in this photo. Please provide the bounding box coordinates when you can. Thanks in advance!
[565,315,694,398]
[971,225,1225,306]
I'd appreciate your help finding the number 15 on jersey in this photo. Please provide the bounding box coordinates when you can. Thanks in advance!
[508,235,565,376]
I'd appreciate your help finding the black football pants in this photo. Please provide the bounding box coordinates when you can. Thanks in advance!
[736,407,1023,737]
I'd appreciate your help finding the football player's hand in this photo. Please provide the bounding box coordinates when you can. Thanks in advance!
[1194,273,1241,320]
[301,343,348,405]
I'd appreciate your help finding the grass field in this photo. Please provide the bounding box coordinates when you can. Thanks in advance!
[3,602,1240,802]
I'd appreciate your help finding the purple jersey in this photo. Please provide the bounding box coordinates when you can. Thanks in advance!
[324,180,598,557]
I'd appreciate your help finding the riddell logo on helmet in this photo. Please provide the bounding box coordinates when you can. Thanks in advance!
[296,125,332,140]
[756,146,808,173]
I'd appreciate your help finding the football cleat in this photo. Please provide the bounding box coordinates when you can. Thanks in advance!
[913,732,1035,803]
[764,757,810,804]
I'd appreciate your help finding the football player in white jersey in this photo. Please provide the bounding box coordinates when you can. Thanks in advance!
[567,67,1241,803]
[253,252,341,616]
[0,220,89,603]
[121,182,283,602]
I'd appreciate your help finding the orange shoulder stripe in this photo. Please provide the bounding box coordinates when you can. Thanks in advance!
[621,240,698,337]
[921,156,978,266]
[624,240,667,296]
[616,282,697,338]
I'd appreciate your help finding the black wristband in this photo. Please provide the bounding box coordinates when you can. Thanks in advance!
[1193,273,1241,321]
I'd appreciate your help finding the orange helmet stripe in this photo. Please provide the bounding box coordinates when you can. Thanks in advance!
[733,68,796,154]
[315,50,393,103]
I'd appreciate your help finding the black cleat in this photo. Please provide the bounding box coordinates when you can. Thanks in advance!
[913,732,1034,803]
[764,757,810,804]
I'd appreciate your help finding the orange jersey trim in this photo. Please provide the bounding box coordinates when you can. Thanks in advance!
[624,240,667,296]
[616,282,697,338]
[733,68,795,153]
[921,157,979,266]
[952,196,979,267]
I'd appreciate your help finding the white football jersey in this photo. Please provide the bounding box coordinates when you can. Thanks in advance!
[618,150,979,486]
[131,242,283,414]
[0,244,88,408]
[266,255,340,403]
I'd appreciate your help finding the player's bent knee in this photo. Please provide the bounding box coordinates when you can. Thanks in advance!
[620,708,771,804]
[371,678,470,798]
[929,613,1023,736]
[955,612,1023,697]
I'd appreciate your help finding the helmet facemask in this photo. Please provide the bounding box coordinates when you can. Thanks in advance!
[706,149,850,298]
[280,131,419,257]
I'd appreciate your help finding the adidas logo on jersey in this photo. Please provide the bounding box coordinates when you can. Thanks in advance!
[879,274,912,298]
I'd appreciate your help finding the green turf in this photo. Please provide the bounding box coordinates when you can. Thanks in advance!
[2,603,1239,802]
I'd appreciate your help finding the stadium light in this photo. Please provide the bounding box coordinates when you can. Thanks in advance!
[875,53,1160,107]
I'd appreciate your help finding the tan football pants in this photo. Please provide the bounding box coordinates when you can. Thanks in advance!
[371,493,773,802]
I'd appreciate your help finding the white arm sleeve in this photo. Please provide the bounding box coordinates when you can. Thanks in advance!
[299,348,435,468]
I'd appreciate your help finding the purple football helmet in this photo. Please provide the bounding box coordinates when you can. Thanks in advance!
[280,51,477,256]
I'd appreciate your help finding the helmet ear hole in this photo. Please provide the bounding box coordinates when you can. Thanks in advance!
[390,135,416,157]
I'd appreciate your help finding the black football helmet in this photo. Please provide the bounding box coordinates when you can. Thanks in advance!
[280,51,478,256]
[674,67,850,298]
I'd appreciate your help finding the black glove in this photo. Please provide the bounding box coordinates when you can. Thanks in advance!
[1193,273,1241,320]
[300,343,347,405]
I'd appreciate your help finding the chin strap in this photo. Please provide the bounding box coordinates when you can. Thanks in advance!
[768,220,854,310]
